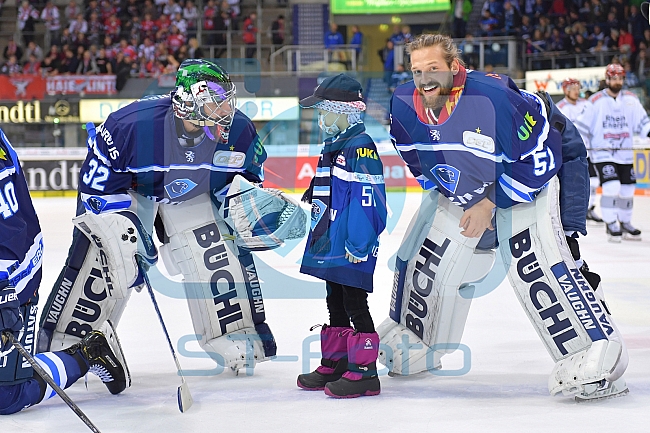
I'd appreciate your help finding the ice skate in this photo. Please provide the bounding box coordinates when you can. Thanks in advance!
[586,206,603,223]
[606,222,622,243]
[620,222,641,241]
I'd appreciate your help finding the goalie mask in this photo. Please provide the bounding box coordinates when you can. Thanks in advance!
[172,59,237,129]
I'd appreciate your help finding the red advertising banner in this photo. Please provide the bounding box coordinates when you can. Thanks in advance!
[263,155,419,191]
[45,75,117,96]
[0,75,46,101]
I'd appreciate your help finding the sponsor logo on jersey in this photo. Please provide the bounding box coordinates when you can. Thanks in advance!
[356,148,378,160]
[336,154,346,166]
[509,228,579,356]
[185,150,195,162]
[86,196,107,214]
[429,129,441,141]
[517,112,538,141]
[601,164,616,180]
[164,179,198,199]
[310,199,327,230]
[463,131,495,153]
[431,164,460,194]
[602,115,628,129]
[213,150,245,168]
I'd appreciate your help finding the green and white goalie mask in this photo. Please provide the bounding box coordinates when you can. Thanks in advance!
[172,59,237,130]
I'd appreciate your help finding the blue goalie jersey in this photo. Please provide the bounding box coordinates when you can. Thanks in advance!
[390,71,563,209]
[79,95,266,214]
[0,129,43,305]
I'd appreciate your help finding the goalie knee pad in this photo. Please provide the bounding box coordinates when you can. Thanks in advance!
[377,190,495,375]
[496,177,628,398]
[158,193,276,372]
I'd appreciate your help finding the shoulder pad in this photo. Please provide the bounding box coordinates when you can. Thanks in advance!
[622,90,638,99]
[589,92,605,103]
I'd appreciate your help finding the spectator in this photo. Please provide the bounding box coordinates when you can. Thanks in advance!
[389,63,411,92]
[99,0,117,21]
[104,14,121,41]
[163,0,182,17]
[549,27,567,52]
[59,28,74,47]
[64,1,80,25]
[519,15,533,39]
[69,13,88,35]
[629,5,646,46]
[1,55,21,75]
[141,13,157,41]
[85,0,101,21]
[635,47,647,81]
[606,28,620,51]
[139,37,156,62]
[118,39,137,59]
[451,0,473,39]
[3,38,23,63]
[25,41,44,62]
[59,48,77,74]
[603,11,619,35]
[75,32,90,51]
[325,23,344,48]
[349,24,362,62]
[41,45,62,75]
[169,12,185,33]
[502,1,521,36]
[213,11,228,57]
[203,0,218,45]
[41,1,62,47]
[227,0,241,28]
[623,61,640,88]
[401,25,413,44]
[478,10,500,37]
[142,0,158,19]
[187,38,204,59]
[22,53,41,75]
[124,16,142,45]
[86,12,103,46]
[122,0,140,20]
[243,12,258,59]
[95,48,113,74]
[548,0,567,16]
[482,0,504,21]
[183,0,199,39]
[389,25,404,45]
[156,14,173,40]
[532,0,548,21]
[378,39,394,87]
[271,15,285,52]
[618,28,636,56]
[174,45,189,64]
[77,50,99,74]
[167,25,186,53]
[17,1,39,45]
[115,52,133,91]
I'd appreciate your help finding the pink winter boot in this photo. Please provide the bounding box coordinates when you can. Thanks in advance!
[297,325,353,390]
[324,331,380,398]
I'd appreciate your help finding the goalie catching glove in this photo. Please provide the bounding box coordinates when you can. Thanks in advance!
[219,175,307,251]
[73,210,158,292]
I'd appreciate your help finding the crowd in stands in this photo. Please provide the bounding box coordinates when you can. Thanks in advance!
[468,0,649,79]
[1,0,249,89]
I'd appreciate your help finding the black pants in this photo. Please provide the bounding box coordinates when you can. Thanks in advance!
[326,282,375,333]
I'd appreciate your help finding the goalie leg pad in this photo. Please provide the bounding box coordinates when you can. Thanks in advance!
[495,177,628,397]
[158,193,276,371]
[37,234,133,353]
[378,190,495,375]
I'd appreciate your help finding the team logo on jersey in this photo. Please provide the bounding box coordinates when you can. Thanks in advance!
[213,150,246,168]
[86,196,107,214]
[165,179,198,199]
[601,164,616,179]
[336,154,346,166]
[185,151,195,162]
[429,129,441,141]
[431,164,460,194]
[310,199,327,231]
[463,130,495,153]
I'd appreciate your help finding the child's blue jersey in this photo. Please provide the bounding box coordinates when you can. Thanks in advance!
[390,70,563,209]
[79,95,266,214]
[300,123,387,292]
[0,129,43,305]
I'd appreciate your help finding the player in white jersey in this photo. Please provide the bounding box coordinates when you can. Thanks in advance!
[556,78,603,223]
[575,64,650,241]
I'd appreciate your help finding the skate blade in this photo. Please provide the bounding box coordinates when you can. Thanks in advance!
[178,382,194,413]
[607,235,622,243]
[574,378,629,402]
[623,233,642,241]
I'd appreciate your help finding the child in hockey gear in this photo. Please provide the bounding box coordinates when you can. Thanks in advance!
[0,127,129,415]
[576,64,647,243]
[297,75,387,398]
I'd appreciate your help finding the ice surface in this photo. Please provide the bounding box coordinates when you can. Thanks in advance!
[2,194,649,433]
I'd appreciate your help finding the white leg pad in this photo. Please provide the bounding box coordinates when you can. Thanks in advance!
[158,193,275,371]
[378,190,495,375]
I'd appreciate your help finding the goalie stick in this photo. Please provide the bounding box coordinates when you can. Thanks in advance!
[137,258,194,413]
[1,331,102,433]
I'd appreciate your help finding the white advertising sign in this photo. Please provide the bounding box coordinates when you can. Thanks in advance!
[525,67,607,95]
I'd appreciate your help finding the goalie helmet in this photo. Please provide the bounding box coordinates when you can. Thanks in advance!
[172,59,237,128]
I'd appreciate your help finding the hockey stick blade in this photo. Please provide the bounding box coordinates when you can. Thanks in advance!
[136,257,194,413]
[2,331,103,433]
